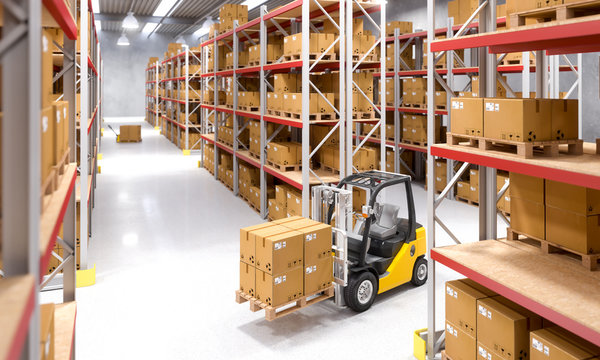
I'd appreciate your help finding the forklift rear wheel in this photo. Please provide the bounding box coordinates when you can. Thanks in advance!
[410,257,428,286]
[345,271,378,313]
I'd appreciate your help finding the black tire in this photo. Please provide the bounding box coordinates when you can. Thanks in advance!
[344,271,378,313]
[411,257,428,286]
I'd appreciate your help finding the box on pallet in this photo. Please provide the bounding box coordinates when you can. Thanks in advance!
[484,98,552,142]
[255,266,303,307]
[510,172,545,239]
[451,97,484,136]
[266,142,302,166]
[530,327,600,360]
[40,303,55,360]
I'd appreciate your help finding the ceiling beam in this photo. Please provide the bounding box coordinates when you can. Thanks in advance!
[95,13,199,25]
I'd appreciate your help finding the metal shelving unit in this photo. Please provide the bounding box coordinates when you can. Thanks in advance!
[1,0,84,358]
[145,61,160,128]
[424,1,599,357]
[197,0,386,218]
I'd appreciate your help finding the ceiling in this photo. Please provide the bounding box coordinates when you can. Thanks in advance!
[96,0,292,36]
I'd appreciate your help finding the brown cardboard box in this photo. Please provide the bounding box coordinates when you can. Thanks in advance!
[448,0,460,24]
[267,92,282,111]
[286,191,302,216]
[256,230,303,274]
[472,76,507,98]
[119,125,142,142]
[477,342,503,360]
[530,328,599,360]
[239,261,255,297]
[457,181,470,199]
[446,321,477,360]
[451,98,484,136]
[275,184,292,206]
[274,73,298,93]
[510,172,545,203]
[268,198,286,220]
[42,30,53,107]
[40,303,55,360]
[267,141,301,166]
[512,197,545,239]
[240,222,274,265]
[255,267,303,307]
[546,206,600,254]
[484,98,552,142]
[41,106,55,183]
[545,180,600,216]
[353,187,367,212]
[304,255,333,294]
[281,220,332,264]
[551,99,578,140]
[477,296,542,360]
[445,278,497,337]
[271,215,304,225]
[386,21,413,36]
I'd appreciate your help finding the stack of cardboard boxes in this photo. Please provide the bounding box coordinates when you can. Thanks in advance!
[248,120,290,157]
[266,73,337,116]
[203,143,216,174]
[218,153,234,188]
[268,185,303,220]
[385,149,414,176]
[402,114,442,145]
[446,278,600,360]
[352,72,375,113]
[402,78,444,108]
[219,4,248,33]
[511,173,600,256]
[266,142,302,168]
[239,217,333,307]
[451,97,578,143]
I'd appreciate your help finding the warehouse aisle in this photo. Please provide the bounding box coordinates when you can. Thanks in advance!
[43,117,502,359]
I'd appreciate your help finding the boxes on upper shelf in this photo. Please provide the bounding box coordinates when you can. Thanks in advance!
[510,172,545,240]
[484,98,552,142]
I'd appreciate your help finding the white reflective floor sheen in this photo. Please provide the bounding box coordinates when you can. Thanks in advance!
[41,117,507,360]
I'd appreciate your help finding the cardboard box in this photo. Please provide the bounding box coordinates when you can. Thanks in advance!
[280,220,332,264]
[530,327,599,360]
[445,278,497,337]
[545,180,600,216]
[255,229,303,274]
[119,125,142,142]
[42,30,53,107]
[477,296,542,360]
[477,342,502,360]
[268,198,286,220]
[551,99,579,140]
[510,172,544,204]
[546,206,600,254]
[267,92,282,111]
[446,321,477,360]
[41,106,55,183]
[304,255,333,295]
[239,261,255,297]
[483,98,552,142]
[267,141,301,166]
[457,181,470,199]
[386,21,413,36]
[40,303,55,360]
[451,98,484,136]
[511,197,546,239]
[255,267,303,307]
[240,222,275,265]
[286,191,302,216]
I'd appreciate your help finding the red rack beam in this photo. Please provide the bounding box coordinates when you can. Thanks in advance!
[43,0,78,40]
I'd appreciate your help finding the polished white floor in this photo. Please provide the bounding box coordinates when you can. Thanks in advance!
[43,117,507,360]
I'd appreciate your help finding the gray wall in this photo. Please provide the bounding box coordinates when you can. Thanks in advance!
[100,31,197,117]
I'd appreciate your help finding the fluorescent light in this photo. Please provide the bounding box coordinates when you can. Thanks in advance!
[202,16,215,29]
[122,11,139,29]
[194,27,209,38]
[241,0,268,11]
[142,22,160,34]
[95,20,102,31]
[152,0,178,17]
[91,0,100,13]
[117,33,130,46]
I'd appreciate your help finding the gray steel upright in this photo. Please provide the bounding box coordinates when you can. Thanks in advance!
[346,0,353,176]
[80,0,90,270]
[233,20,240,196]
[425,0,437,357]
[301,0,310,217]
[260,6,268,218]
[213,39,219,180]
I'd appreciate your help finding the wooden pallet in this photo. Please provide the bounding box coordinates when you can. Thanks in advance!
[499,57,535,66]
[352,111,376,120]
[238,105,260,112]
[241,196,260,213]
[283,53,337,62]
[400,139,427,147]
[249,151,261,160]
[266,109,283,117]
[352,54,377,62]
[219,179,233,191]
[403,103,427,109]
[319,163,341,175]
[235,285,334,321]
[447,132,584,159]
[506,227,600,271]
[53,147,71,177]
[441,350,453,360]
[436,104,448,110]
[455,195,479,206]
[280,111,338,121]
[267,160,300,172]
[509,0,600,28]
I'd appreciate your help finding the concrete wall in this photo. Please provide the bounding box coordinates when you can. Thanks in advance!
[100,31,198,117]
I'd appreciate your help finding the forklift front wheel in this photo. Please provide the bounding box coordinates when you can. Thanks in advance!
[410,257,428,287]
[345,271,378,313]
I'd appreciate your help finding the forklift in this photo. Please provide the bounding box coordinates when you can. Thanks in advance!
[312,171,427,312]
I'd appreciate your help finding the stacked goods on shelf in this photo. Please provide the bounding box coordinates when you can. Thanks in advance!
[248,120,290,158]
[402,78,444,108]
[445,278,600,360]
[311,125,378,173]
[497,172,511,215]
[402,113,442,146]
[268,184,303,220]
[510,173,600,264]
[447,0,507,26]
[219,4,248,33]
[204,143,216,175]
[218,152,234,189]
[265,73,337,119]
[385,149,414,175]
[239,217,333,310]
[352,72,375,116]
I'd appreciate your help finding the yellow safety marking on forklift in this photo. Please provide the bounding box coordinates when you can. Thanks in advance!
[154,126,160,131]
[98,153,103,160]
[97,166,101,174]
[413,328,427,360]
[183,149,191,156]
[76,264,96,288]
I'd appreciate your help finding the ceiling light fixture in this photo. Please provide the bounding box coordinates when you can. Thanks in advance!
[122,11,139,29]
[176,35,186,44]
[202,16,215,29]
[117,33,130,46]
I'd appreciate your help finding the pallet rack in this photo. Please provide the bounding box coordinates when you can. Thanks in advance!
[197,0,386,218]
[158,47,204,152]
[424,1,600,358]
[145,61,160,129]
[0,0,99,358]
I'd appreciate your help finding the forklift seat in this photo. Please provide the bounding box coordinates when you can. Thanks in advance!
[370,204,401,240]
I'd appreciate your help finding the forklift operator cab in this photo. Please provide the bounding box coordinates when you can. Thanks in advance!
[328,171,427,312]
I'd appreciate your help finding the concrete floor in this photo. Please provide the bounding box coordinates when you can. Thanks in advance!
[43,117,508,360]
